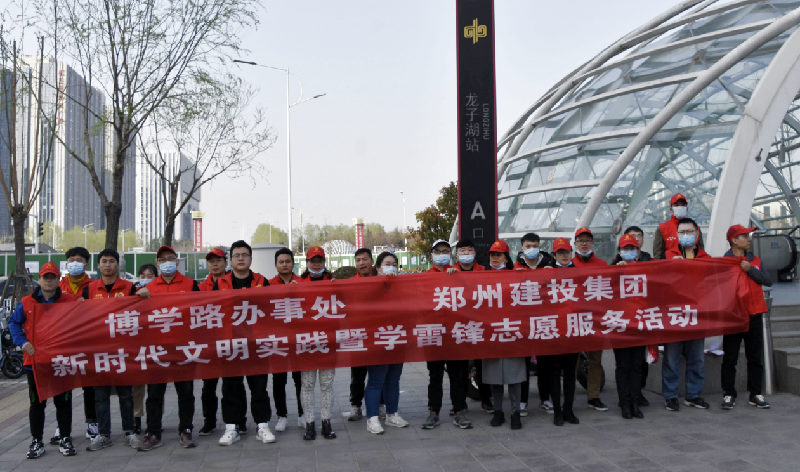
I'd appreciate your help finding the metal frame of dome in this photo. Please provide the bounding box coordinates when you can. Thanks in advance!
[495,0,800,256]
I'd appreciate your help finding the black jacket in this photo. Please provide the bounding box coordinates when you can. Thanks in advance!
[515,251,558,269]
[723,249,773,287]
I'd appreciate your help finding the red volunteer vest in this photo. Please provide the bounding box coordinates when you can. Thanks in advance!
[147,271,196,293]
[572,254,608,267]
[217,271,267,290]
[86,277,134,299]
[269,274,301,285]
[21,293,71,366]
[59,275,92,301]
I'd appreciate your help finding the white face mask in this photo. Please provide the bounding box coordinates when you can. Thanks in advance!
[491,263,506,270]
[308,267,326,277]
[672,205,688,218]
[576,249,593,257]
[458,254,475,265]
[381,265,398,275]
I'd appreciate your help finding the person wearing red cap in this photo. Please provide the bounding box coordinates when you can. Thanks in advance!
[135,245,200,451]
[611,235,647,420]
[654,193,704,259]
[721,224,772,410]
[215,240,274,447]
[611,226,652,264]
[81,249,141,452]
[57,246,97,444]
[198,248,228,291]
[548,238,580,427]
[422,239,472,431]
[571,228,609,413]
[9,262,77,459]
[662,217,710,412]
[482,240,525,430]
[299,246,336,440]
[268,247,304,432]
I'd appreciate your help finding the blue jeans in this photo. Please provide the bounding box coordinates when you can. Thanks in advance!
[662,339,705,399]
[365,364,403,418]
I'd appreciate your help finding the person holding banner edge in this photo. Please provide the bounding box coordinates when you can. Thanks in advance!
[721,224,772,410]
[135,245,200,451]
[10,262,76,459]
[550,238,581,427]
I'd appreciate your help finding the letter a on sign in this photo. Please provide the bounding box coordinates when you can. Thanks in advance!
[471,201,486,220]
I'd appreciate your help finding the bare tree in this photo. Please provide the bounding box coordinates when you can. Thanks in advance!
[32,0,261,249]
[0,32,60,279]
[138,74,274,246]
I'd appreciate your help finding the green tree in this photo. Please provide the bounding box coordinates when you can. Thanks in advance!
[406,181,457,257]
[251,223,289,246]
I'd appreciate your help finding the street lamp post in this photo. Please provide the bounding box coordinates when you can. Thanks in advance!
[82,223,94,248]
[121,229,130,252]
[232,59,325,252]
[401,191,408,249]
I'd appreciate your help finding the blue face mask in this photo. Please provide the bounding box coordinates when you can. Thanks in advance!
[138,278,154,287]
[672,206,688,218]
[491,263,506,270]
[679,234,696,247]
[576,249,593,257]
[620,249,638,261]
[432,254,451,266]
[523,248,540,260]
[66,261,85,276]
[159,261,177,275]
[308,267,326,277]
[458,254,475,265]
[381,265,398,275]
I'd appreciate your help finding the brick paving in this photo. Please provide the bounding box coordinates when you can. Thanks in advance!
[0,361,798,471]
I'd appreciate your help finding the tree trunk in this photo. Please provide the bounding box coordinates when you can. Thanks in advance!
[12,213,26,276]
[104,201,122,250]
[163,215,176,247]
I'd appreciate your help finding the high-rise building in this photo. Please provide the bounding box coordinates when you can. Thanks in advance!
[135,150,201,245]
[0,56,136,241]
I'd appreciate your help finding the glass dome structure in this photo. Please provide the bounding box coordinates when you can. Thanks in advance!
[497,0,800,258]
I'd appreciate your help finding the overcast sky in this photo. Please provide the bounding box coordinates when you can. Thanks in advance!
[176,0,678,245]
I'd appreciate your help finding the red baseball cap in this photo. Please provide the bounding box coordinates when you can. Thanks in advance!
[575,227,593,239]
[39,261,60,277]
[156,245,176,259]
[487,240,510,254]
[205,248,226,260]
[670,193,688,205]
[553,238,572,253]
[726,224,757,242]
[306,246,326,260]
[618,233,640,248]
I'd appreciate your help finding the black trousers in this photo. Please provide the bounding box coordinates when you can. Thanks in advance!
[722,314,764,398]
[221,374,271,425]
[83,386,96,423]
[473,360,493,404]
[274,371,303,417]
[536,355,552,403]
[614,346,646,404]
[427,360,468,413]
[547,353,578,415]
[521,356,532,404]
[146,381,194,437]
[201,378,247,426]
[27,370,72,441]
[350,366,368,407]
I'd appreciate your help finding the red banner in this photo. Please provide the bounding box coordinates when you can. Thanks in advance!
[30,258,752,399]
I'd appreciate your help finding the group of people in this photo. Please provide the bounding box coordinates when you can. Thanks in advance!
[8,192,773,460]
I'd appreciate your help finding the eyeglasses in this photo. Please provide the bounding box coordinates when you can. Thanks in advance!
[677,230,696,236]
[157,257,178,263]
[432,250,451,255]
[575,239,593,244]
[231,253,251,260]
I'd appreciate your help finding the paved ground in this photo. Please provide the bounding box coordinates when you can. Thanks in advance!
[0,362,798,471]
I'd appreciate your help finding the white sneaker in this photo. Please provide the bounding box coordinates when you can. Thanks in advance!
[218,424,240,446]
[256,423,275,444]
[366,416,384,434]
[275,417,288,432]
[124,432,140,449]
[298,417,306,428]
[86,423,99,440]
[539,400,554,414]
[520,402,528,417]
[378,404,387,419]
[384,414,409,428]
